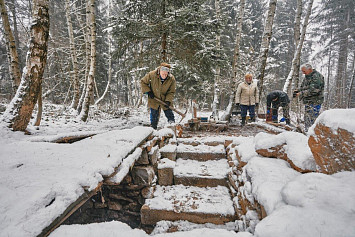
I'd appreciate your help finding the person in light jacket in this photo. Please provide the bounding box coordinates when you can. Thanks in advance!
[235,73,259,126]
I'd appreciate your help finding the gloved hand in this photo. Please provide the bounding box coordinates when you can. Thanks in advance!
[147,91,154,99]
[267,110,270,114]
[280,117,286,122]
[272,115,278,121]
[164,101,171,109]
[255,103,259,107]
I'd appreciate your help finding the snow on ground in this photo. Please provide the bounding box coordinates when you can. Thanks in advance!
[254,132,317,171]
[1,103,354,237]
[254,171,355,237]
[50,221,252,237]
[243,157,301,215]
[0,126,153,237]
[308,108,355,135]
[145,185,235,215]
[177,143,225,154]
[174,159,229,179]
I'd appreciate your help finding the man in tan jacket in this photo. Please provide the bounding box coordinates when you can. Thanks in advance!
[140,63,176,129]
[235,73,259,126]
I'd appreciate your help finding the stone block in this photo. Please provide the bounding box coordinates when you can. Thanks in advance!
[131,166,155,186]
[158,167,174,186]
[308,123,355,174]
[141,186,155,199]
[148,146,159,165]
[157,158,175,186]
[256,144,313,173]
[136,148,149,165]
[94,202,107,209]
[108,201,122,211]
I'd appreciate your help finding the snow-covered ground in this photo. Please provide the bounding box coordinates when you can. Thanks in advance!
[0,104,354,237]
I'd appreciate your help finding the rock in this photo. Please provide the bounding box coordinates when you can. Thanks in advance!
[157,162,174,186]
[136,148,149,165]
[108,201,122,211]
[141,186,155,199]
[148,146,159,165]
[109,194,134,203]
[131,166,155,185]
[256,144,313,173]
[94,202,107,209]
[308,123,355,174]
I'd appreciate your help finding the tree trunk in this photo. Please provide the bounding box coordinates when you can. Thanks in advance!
[347,52,355,108]
[283,0,313,96]
[2,0,49,131]
[0,0,21,92]
[161,0,167,62]
[212,0,221,120]
[325,23,333,110]
[335,7,349,108]
[34,83,42,126]
[257,0,277,99]
[9,0,23,70]
[95,0,112,106]
[79,0,96,122]
[221,0,246,121]
[293,0,302,88]
[65,0,80,109]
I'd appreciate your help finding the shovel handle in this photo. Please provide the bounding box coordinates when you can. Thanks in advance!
[153,97,186,117]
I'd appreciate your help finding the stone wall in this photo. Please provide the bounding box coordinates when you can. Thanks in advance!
[63,131,174,232]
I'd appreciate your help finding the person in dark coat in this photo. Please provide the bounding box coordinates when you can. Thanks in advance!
[266,90,290,125]
[294,63,324,131]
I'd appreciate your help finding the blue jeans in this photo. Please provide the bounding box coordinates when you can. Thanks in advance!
[240,105,255,119]
[304,104,321,131]
[150,107,175,129]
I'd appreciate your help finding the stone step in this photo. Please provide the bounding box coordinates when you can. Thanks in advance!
[177,144,226,161]
[141,185,236,225]
[173,158,229,187]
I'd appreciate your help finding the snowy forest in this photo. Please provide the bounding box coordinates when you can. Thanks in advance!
[1,1,355,237]
[0,0,354,131]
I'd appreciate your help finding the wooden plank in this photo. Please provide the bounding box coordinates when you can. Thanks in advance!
[38,183,103,237]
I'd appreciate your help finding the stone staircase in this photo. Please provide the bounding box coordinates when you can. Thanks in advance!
[141,141,236,226]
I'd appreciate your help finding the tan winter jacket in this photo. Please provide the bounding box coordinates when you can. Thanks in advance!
[140,67,176,110]
[235,81,259,105]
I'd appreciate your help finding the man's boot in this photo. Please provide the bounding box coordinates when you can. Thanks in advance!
[241,117,246,126]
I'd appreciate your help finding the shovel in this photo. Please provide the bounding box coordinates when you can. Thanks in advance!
[153,97,187,122]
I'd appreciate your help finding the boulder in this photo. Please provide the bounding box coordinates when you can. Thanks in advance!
[131,166,155,185]
[308,123,355,174]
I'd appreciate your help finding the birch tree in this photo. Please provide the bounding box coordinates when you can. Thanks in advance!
[95,0,113,106]
[257,0,277,99]
[283,0,314,96]
[65,0,80,109]
[0,0,21,91]
[212,0,221,120]
[220,0,246,121]
[79,0,96,122]
[2,0,50,131]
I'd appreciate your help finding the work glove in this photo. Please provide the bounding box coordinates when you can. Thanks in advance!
[267,110,270,114]
[280,117,286,122]
[147,91,155,99]
[164,101,171,109]
[272,115,278,122]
